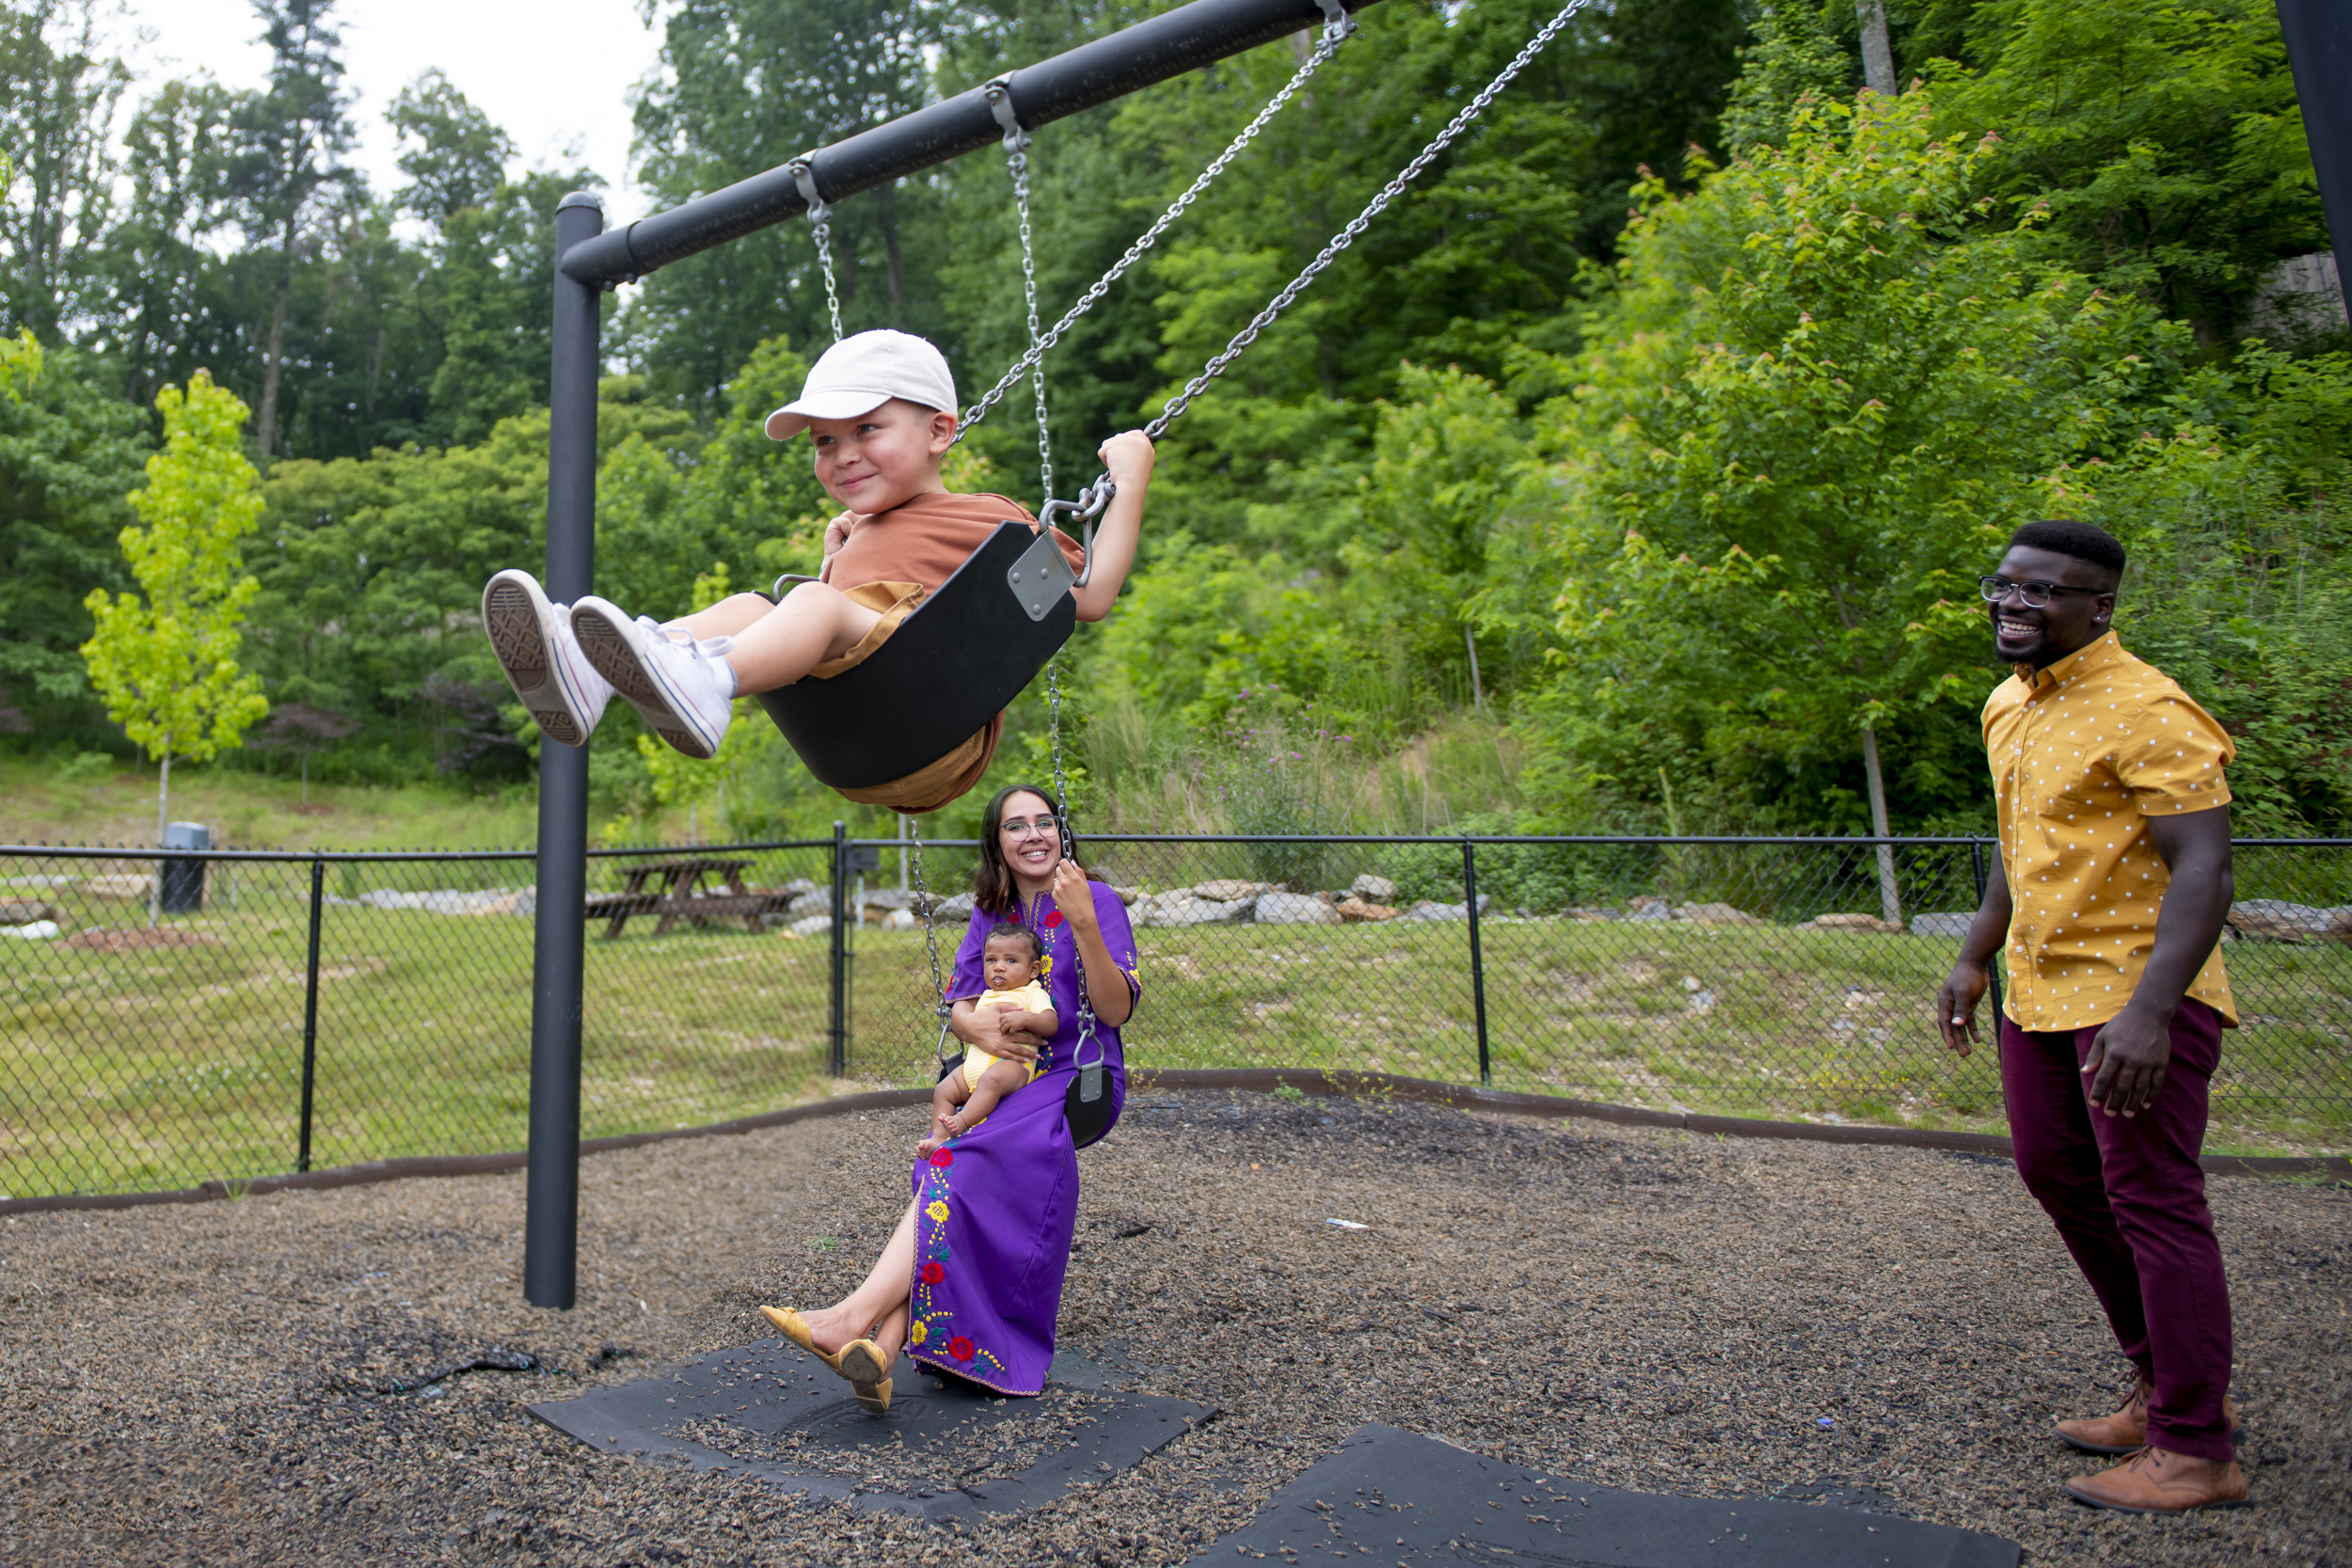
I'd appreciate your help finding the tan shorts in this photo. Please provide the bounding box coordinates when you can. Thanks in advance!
[813,580,1001,814]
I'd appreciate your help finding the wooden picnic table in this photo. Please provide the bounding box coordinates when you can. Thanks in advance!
[588,857,797,938]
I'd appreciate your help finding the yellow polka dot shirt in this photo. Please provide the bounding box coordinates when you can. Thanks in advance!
[1981,630,2236,1031]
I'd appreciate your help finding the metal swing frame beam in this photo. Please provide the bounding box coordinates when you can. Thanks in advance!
[526,0,1380,1309]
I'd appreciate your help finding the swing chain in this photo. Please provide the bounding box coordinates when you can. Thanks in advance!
[987,79,1054,505]
[952,5,1359,444]
[789,157,846,343]
[907,814,957,1075]
[1046,653,1103,1081]
[1145,0,1596,438]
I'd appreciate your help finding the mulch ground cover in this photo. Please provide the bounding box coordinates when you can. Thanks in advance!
[0,1088,2344,1566]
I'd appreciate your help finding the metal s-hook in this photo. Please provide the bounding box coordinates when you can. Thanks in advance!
[789,155,845,342]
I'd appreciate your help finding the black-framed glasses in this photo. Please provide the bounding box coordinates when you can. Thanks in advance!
[1979,576,2103,609]
[998,814,1060,838]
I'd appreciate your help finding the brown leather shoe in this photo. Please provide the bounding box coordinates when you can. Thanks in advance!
[2064,1446,2250,1513]
[2056,1376,2244,1454]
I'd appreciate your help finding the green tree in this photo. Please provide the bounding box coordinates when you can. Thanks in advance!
[222,0,359,458]
[0,0,128,340]
[387,69,514,226]
[81,370,269,914]
[1526,90,2176,857]
[0,342,148,739]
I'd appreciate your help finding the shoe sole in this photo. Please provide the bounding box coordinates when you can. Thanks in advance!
[2062,1482,2253,1514]
[483,574,589,746]
[570,601,721,760]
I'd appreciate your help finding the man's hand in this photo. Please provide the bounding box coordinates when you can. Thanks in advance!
[1936,960,1992,1057]
[2083,1004,2175,1117]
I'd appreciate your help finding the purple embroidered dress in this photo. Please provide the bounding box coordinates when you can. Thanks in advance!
[906,879,1139,1394]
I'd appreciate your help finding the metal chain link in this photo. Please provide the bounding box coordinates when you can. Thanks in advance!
[1044,654,1100,1061]
[790,159,846,343]
[1144,0,1595,438]
[952,4,1357,444]
[987,82,1054,502]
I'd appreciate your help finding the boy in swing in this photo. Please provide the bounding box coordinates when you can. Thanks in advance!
[481,330,1154,814]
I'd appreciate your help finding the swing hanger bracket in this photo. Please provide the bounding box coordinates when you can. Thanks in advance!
[983,78,1031,155]
[1314,0,1357,41]
[787,157,829,223]
[1037,476,1117,589]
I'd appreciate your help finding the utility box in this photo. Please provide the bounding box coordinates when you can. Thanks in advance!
[160,820,209,913]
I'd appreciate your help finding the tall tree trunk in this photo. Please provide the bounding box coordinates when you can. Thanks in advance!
[150,746,170,931]
[256,219,297,458]
[1856,0,1897,95]
[1859,721,1901,926]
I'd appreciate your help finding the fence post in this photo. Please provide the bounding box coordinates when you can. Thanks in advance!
[1462,838,1491,1085]
[1969,838,2004,1023]
[829,820,849,1076]
[298,855,325,1172]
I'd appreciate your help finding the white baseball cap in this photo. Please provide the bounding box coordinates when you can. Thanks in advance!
[764,329,959,439]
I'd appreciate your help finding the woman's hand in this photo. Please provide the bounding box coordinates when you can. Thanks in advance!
[1052,860,1097,933]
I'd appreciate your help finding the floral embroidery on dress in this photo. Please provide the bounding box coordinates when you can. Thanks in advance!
[910,1131,1009,1383]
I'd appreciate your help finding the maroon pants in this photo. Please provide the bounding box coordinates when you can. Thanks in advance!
[2001,998,2234,1462]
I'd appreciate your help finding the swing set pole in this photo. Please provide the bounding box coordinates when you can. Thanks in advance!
[524,191,606,1311]
[555,0,1382,290]
[525,0,1383,1311]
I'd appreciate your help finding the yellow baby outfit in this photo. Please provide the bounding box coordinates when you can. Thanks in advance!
[964,979,1052,1090]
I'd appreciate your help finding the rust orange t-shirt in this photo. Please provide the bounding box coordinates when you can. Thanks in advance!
[818,491,1083,596]
[810,491,1084,811]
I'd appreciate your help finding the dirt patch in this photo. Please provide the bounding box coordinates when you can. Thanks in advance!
[59,927,225,952]
[0,1091,2343,1565]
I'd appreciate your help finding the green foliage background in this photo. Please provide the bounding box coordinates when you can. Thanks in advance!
[1,0,2345,846]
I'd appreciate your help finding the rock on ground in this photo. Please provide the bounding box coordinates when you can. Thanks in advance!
[0,1091,2343,1566]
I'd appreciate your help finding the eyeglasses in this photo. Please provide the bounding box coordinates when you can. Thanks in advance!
[1978,577,2103,609]
[998,814,1060,838]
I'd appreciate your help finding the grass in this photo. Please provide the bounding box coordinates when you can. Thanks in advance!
[4,861,2346,1199]
[848,921,2349,1156]
[0,753,544,851]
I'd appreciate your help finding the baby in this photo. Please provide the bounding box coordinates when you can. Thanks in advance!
[918,922,1057,1155]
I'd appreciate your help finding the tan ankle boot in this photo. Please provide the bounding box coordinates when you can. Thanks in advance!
[2056,1376,2244,1455]
[2064,1446,2250,1513]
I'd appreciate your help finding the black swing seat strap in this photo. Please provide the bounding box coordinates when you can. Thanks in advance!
[756,521,1077,790]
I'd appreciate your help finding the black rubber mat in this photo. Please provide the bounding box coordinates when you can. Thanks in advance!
[1191,1425,2019,1568]
[529,1340,1214,1524]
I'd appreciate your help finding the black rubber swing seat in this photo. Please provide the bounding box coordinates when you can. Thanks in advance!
[755,520,1078,791]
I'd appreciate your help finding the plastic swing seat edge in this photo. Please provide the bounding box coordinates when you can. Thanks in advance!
[754,521,1078,792]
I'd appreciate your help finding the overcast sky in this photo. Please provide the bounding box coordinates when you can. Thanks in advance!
[120,0,664,223]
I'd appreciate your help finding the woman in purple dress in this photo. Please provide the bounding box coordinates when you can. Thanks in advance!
[763,784,1140,1407]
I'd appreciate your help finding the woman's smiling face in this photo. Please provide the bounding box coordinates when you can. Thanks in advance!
[995,790,1062,888]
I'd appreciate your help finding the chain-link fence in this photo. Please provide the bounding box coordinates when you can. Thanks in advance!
[4,834,2346,1198]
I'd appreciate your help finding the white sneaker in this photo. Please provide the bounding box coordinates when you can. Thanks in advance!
[568,595,734,760]
[481,569,613,746]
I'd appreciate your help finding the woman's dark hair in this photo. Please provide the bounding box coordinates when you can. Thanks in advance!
[983,921,1042,961]
[971,782,1104,914]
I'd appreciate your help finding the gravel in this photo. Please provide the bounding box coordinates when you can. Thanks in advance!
[1,1089,2344,1565]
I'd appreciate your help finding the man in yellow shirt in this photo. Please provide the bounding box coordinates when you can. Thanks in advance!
[1937,520,2248,1515]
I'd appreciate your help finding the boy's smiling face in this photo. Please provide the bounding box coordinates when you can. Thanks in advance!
[807,398,956,514]
[983,935,1041,991]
